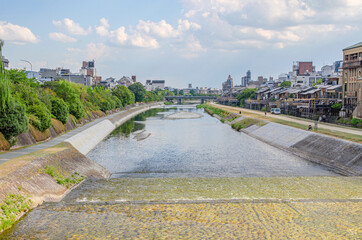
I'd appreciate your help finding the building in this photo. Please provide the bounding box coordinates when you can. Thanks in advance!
[39,68,59,82]
[241,70,251,87]
[145,80,165,91]
[1,56,9,68]
[293,61,315,75]
[118,76,133,87]
[222,75,233,92]
[26,71,39,80]
[131,75,137,83]
[342,41,362,118]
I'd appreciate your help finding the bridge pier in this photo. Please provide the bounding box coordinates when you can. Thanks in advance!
[201,99,205,104]
[178,98,182,104]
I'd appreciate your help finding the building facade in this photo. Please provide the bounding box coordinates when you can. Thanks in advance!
[145,80,165,91]
[342,41,362,118]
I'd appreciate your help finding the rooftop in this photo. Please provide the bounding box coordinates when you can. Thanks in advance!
[343,41,362,51]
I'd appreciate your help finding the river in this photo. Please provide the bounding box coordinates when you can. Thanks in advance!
[2,105,346,239]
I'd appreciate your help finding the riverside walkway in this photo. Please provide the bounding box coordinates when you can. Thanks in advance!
[0,104,158,164]
[211,103,362,137]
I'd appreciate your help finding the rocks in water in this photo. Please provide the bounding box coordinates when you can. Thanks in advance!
[165,111,203,120]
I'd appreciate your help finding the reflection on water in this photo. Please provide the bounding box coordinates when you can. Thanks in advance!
[87,105,335,178]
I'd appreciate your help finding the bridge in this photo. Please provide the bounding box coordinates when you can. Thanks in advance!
[165,95,218,104]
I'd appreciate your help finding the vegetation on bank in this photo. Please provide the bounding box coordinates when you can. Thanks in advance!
[0,41,171,150]
[232,118,267,131]
[197,104,229,118]
[0,194,32,231]
[44,165,85,188]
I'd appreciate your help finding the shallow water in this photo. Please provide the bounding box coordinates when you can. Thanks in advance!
[4,105,353,239]
[88,106,335,178]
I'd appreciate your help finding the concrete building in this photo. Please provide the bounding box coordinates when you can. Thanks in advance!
[241,70,251,87]
[26,71,39,80]
[39,68,59,82]
[1,56,9,68]
[118,76,133,87]
[222,75,234,92]
[131,75,137,83]
[342,41,362,118]
[145,80,165,91]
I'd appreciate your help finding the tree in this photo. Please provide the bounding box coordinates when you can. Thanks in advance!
[51,98,69,124]
[190,89,195,95]
[236,88,257,107]
[280,81,291,88]
[112,85,135,106]
[179,90,184,95]
[128,83,146,102]
[0,40,28,143]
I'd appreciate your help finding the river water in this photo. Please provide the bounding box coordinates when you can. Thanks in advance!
[2,106,343,239]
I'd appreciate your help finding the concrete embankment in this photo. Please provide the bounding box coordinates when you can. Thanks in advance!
[0,103,163,232]
[64,103,162,155]
[241,122,362,176]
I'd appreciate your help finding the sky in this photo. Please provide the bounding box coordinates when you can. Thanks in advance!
[1,0,361,88]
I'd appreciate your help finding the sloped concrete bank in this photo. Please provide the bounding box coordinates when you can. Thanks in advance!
[64,103,162,155]
[241,122,362,176]
[0,103,163,232]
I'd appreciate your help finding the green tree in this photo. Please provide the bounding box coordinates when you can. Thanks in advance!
[236,88,257,107]
[112,85,135,106]
[128,83,146,102]
[0,40,28,142]
[179,90,184,95]
[51,98,69,124]
[27,104,52,132]
[280,81,291,88]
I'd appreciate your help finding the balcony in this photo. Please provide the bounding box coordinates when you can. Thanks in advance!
[343,60,362,69]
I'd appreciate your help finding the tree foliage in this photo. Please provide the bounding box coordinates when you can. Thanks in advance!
[51,98,69,124]
[128,83,146,102]
[236,88,257,107]
[280,81,291,88]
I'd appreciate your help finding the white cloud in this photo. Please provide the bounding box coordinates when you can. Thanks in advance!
[95,18,110,36]
[0,21,38,44]
[53,18,91,35]
[109,26,129,45]
[180,0,362,51]
[86,42,110,59]
[130,33,159,48]
[49,32,77,43]
[137,20,177,38]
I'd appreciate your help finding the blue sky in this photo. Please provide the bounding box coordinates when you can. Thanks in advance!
[1,0,361,88]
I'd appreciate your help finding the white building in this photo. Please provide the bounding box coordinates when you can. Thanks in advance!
[145,80,165,91]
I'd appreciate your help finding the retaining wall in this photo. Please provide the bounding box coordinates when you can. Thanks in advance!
[242,122,362,176]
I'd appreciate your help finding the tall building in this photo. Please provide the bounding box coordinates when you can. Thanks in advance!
[80,60,96,84]
[342,41,362,118]
[241,70,251,86]
[222,75,233,91]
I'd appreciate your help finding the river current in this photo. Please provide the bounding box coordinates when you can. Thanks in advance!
[2,105,343,239]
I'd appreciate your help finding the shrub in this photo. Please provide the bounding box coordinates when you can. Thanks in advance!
[0,132,10,150]
[68,99,85,119]
[51,98,69,124]
[0,99,28,142]
[27,104,52,132]
[350,118,360,126]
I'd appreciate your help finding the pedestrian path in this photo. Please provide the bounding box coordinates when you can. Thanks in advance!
[0,106,142,164]
[211,103,362,137]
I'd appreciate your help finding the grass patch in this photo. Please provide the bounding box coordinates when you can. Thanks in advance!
[51,118,66,135]
[0,132,10,151]
[232,118,267,131]
[91,110,105,118]
[164,101,174,105]
[28,124,51,142]
[197,104,230,118]
[0,194,32,231]
[44,165,85,188]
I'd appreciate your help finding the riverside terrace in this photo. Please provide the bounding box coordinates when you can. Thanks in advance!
[165,95,217,104]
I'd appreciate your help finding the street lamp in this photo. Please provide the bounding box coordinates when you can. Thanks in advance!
[20,59,32,72]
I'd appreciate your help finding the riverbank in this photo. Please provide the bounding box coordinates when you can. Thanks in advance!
[0,102,163,232]
[201,103,362,176]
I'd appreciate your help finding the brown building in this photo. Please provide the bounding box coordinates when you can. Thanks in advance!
[298,62,314,75]
[342,41,362,118]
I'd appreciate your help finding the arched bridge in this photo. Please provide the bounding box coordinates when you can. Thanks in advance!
[165,95,218,104]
